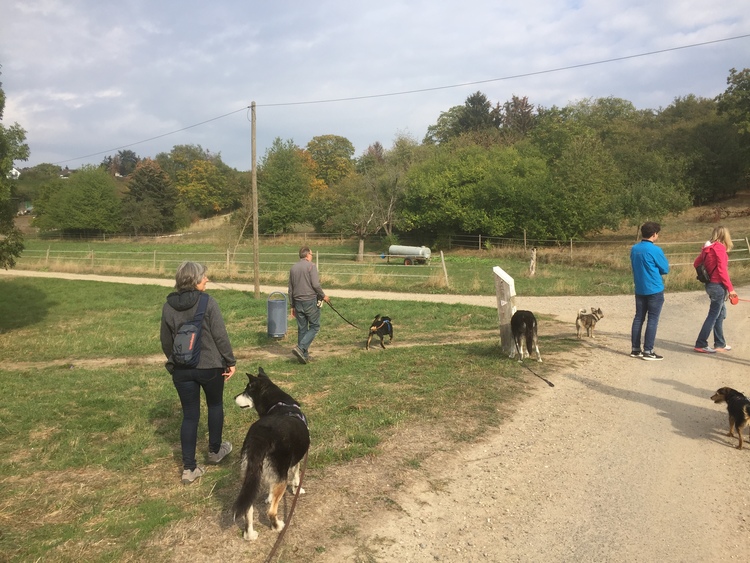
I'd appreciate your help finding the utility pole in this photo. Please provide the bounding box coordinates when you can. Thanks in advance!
[251,102,260,298]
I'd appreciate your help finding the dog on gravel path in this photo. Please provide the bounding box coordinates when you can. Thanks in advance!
[711,387,750,450]
[576,307,604,339]
[509,310,542,363]
[233,367,310,541]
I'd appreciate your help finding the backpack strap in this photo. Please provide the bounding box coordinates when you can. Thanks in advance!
[193,293,209,324]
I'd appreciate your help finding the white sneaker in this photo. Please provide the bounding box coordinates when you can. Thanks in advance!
[715,345,732,352]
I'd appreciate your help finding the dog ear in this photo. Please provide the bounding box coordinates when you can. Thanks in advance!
[257,367,270,379]
[245,373,255,383]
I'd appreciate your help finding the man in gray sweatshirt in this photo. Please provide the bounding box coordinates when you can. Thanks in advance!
[288,247,330,364]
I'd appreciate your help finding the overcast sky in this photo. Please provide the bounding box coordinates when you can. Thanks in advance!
[2,0,750,172]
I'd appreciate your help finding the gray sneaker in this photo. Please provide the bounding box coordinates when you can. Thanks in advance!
[207,441,232,464]
[181,466,205,485]
[292,346,308,364]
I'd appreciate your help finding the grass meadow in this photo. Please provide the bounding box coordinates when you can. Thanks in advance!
[0,277,569,562]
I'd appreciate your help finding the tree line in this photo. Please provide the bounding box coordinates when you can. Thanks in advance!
[3,67,750,266]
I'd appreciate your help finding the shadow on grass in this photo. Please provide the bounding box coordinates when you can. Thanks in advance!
[0,281,50,331]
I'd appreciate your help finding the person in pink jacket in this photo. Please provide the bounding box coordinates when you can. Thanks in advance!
[693,226,738,353]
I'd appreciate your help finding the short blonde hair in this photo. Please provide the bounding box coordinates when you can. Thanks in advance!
[710,226,733,251]
[175,261,207,291]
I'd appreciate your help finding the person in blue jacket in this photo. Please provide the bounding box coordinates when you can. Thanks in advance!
[630,222,670,361]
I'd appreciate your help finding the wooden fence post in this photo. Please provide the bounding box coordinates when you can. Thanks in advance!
[529,247,537,277]
[440,251,450,288]
[493,266,516,356]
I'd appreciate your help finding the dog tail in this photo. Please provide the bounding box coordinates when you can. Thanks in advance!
[232,435,272,522]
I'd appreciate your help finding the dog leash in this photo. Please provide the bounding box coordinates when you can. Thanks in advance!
[521,363,555,387]
[263,451,309,563]
[325,301,361,329]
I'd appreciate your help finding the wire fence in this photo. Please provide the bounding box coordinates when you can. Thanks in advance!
[15,232,750,290]
[16,247,451,287]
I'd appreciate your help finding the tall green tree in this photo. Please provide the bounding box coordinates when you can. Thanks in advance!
[658,95,745,203]
[0,70,30,268]
[716,68,750,138]
[122,158,184,234]
[401,142,549,239]
[33,166,121,234]
[256,138,317,233]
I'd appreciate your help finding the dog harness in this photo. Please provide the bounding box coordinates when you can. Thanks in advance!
[375,318,391,331]
[268,401,309,429]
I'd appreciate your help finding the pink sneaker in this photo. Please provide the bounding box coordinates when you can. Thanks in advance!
[715,345,732,352]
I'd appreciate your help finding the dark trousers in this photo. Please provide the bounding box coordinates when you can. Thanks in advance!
[631,291,664,353]
[172,368,225,470]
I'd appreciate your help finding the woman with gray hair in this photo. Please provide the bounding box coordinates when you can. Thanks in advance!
[160,261,236,484]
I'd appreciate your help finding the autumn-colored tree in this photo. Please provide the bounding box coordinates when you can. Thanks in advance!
[306,135,355,188]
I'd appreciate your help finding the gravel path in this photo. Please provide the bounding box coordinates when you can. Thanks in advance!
[3,269,750,562]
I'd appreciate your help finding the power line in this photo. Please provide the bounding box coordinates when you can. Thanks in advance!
[53,107,250,164]
[54,33,750,165]
[258,34,750,107]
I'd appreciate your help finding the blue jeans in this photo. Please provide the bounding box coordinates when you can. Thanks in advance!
[294,299,321,357]
[631,291,665,353]
[172,368,225,470]
[695,283,727,348]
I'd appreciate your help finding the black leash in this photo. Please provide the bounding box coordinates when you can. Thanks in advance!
[521,363,555,387]
[263,451,308,563]
[325,301,360,329]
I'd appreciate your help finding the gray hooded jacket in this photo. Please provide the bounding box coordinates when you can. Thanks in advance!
[160,290,236,374]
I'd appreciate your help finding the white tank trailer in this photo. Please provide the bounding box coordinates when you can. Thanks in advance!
[388,245,432,265]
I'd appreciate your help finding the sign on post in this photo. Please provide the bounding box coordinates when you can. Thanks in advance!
[493,266,516,355]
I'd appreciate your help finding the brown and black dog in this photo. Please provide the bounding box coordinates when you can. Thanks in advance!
[710,387,750,450]
[576,307,604,339]
[366,315,393,350]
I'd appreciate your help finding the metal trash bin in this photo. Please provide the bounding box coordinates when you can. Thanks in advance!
[267,292,288,338]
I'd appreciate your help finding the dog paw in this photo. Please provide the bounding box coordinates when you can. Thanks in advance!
[292,486,306,495]
[272,520,286,532]
[243,529,259,541]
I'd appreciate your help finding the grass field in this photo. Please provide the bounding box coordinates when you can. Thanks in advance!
[0,277,574,562]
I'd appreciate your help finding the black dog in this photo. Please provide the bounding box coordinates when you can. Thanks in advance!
[711,387,750,450]
[509,310,542,363]
[366,315,393,350]
[233,367,310,541]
